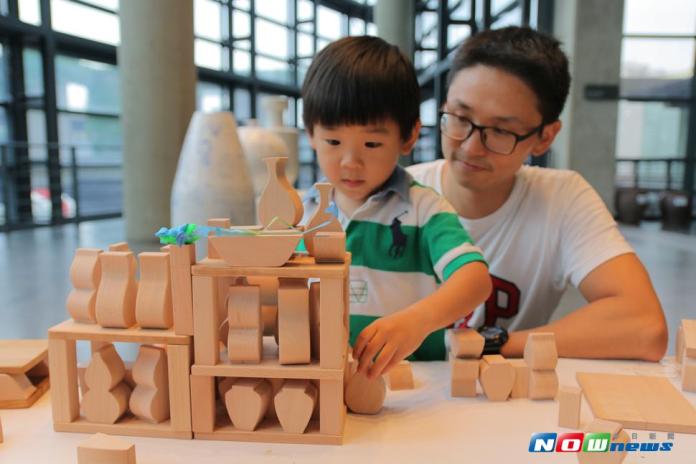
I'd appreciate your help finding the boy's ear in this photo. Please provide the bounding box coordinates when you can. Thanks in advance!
[531,120,561,157]
[306,128,318,150]
[400,120,422,155]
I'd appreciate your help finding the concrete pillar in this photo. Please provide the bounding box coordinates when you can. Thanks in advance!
[375,0,415,58]
[551,0,624,212]
[118,0,196,243]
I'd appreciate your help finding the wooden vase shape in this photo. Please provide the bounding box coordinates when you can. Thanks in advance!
[81,344,131,424]
[224,378,272,431]
[135,252,173,329]
[95,252,138,329]
[274,379,317,434]
[171,111,256,227]
[304,183,342,256]
[261,96,299,186]
[257,156,303,229]
[66,248,103,323]
[129,345,170,424]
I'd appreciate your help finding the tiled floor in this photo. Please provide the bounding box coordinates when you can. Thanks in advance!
[1,219,694,354]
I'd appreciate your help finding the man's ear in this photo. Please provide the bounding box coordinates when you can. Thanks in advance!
[400,120,422,155]
[531,120,561,157]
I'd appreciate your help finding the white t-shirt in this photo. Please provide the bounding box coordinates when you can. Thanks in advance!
[407,159,635,331]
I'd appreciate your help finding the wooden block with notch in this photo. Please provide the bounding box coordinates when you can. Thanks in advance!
[277,278,310,365]
[313,232,346,263]
[135,252,173,329]
[479,355,515,401]
[451,358,478,397]
[558,385,582,429]
[77,433,136,464]
[0,339,50,409]
[227,285,263,363]
[448,328,484,359]
[388,360,414,390]
[95,252,138,329]
[67,248,102,323]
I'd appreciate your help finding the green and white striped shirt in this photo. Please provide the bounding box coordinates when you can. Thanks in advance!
[303,166,486,320]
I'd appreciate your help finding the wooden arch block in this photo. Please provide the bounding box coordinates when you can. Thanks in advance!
[129,345,169,424]
[274,379,317,434]
[224,378,272,431]
[523,333,558,370]
[67,248,102,323]
[479,355,515,401]
[135,252,173,329]
[95,252,138,329]
[77,433,136,464]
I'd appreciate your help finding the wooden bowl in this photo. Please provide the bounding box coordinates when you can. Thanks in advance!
[208,233,302,267]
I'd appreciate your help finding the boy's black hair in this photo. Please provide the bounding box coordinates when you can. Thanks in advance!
[302,36,420,141]
[448,26,571,124]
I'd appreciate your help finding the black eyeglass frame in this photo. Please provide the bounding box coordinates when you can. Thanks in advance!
[439,111,545,155]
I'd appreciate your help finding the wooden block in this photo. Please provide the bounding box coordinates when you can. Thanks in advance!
[304,183,342,256]
[388,360,414,390]
[207,218,232,259]
[67,248,102,323]
[683,319,696,358]
[509,359,529,399]
[261,305,278,339]
[246,276,279,306]
[479,355,515,401]
[676,323,684,365]
[274,379,317,434]
[77,433,136,464]
[166,345,191,433]
[257,156,304,228]
[683,356,696,392]
[577,419,629,464]
[95,252,138,329]
[227,285,262,363]
[108,242,130,252]
[217,377,236,397]
[265,377,284,420]
[129,346,169,424]
[0,373,36,401]
[169,244,196,336]
[224,378,272,431]
[82,345,131,424]
[135,252,173,329]
[558,385,582,429]
[319,277,346,369]
[313,232,346,263]
[320,378,344,435]
[309,282,320,360]
[48,338,79,423]
[451,358,478,397]
[192,275,219,366]
[190,375,215,433]
[448,328,484,359]
[344,371,385,414]
[0,416,3,443]
[523,333,558,370]
[0,339,48,374]
[277,279,310,365]
[528,369,559,400]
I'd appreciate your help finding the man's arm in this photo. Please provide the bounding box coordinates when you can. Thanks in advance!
[501,253,668,361]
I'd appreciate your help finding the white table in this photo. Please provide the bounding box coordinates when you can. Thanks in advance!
[1,358,694,463]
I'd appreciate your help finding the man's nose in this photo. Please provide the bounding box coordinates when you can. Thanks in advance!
[457,127,488,157]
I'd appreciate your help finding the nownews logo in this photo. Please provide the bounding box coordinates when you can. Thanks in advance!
[528,432,674,453]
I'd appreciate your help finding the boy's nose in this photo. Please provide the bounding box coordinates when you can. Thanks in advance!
[340,150,363,169]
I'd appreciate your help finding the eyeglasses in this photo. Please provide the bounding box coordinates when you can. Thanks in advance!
[439,112,544,155]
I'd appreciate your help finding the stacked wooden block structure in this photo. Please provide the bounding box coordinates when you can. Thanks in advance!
[49,156,350,445]
[677,319,696,393]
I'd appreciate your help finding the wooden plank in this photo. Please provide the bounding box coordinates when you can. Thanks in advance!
[0,339,48,374]
[683,320,696,358]
[0,376,50,409]
[167,345,192,433]
[319,378,344,436]
[320,278,346,369]
[191,363,343,380]
[577,372,696,434]
[48,338,79,423]
[48,320,190,345]
[192,256,349,279]
[170,244,196,336]
[54,417,191,439]
[195,419,342,445]
[190,375,215,433]
[192,276,220,365]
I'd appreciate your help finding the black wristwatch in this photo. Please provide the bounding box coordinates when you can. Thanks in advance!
[477,325,509,355]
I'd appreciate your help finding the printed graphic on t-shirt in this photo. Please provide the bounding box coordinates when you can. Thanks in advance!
[350,279,368,304]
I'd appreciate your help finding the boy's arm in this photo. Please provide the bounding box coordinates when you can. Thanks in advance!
[353,261,491,379]
[501,253,668,361]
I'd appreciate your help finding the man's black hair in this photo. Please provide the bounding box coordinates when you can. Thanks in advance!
[302,35,420,140]
[448,26,571,124]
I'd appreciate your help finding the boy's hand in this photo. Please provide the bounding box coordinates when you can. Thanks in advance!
[352,309,430,379]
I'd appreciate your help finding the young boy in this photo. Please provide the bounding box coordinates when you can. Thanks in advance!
[301,36,491,379]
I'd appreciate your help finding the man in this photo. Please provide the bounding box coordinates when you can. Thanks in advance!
[408,26,667,361]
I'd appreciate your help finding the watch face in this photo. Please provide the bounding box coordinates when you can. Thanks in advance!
[478,325,509,350]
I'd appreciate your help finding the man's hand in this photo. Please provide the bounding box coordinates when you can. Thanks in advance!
[352,309,429,379]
